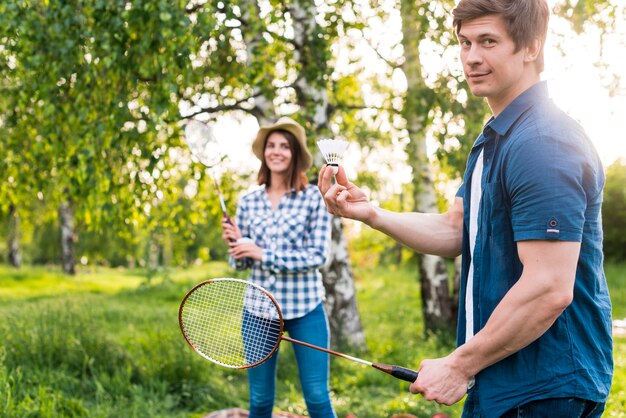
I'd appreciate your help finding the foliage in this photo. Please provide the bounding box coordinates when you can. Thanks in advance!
[602,159,626,261]
[0,262,624,417]
[1,0,623,271]
[606,261,626,320]
[553,0,623,34]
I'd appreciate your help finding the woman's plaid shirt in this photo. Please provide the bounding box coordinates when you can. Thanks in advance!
[230,184,331,319]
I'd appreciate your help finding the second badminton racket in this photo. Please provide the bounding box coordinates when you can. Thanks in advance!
[179,278,419,382]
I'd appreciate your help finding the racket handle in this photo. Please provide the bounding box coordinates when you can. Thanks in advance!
[372,363,418,383]
[222,213,238,244]
[223,215,251,269]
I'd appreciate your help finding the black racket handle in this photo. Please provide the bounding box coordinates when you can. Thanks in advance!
[223,216,236,244]
[390,366,419,382]
[372,363,418,383]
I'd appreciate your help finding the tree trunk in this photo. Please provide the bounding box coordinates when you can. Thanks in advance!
[291,0,365,349]
[59,198,76,275]
[148,236,160,271]
[320,217,366,350]
[418,254,456,331]
[7,204,21,268]
[401,0,456,333]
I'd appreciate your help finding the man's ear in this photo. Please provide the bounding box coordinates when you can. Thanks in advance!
[524,38,542,63]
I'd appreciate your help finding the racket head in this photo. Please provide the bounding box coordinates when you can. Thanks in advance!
[179,278,284,369]
[184,120,224,168]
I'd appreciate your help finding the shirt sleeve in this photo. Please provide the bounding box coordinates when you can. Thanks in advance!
[504,126,602,242]
[261,189,331,273]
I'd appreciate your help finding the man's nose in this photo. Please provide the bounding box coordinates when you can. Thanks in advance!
[465,45,482,65]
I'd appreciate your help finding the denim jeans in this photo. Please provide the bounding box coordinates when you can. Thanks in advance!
[246,303,336,418]
[462,389,605,418]
[500,398,604,418]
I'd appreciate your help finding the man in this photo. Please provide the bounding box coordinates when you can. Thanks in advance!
[318,0,613,416]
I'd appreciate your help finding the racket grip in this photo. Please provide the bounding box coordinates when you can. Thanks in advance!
[222,214,238,244]
[390,366,419,382]
[372,363,418,383]
[222,213,248,269]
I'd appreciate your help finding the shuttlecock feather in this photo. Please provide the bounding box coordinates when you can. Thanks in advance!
[317,139,349,175]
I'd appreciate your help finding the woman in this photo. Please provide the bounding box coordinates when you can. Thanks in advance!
[221,117,336,418]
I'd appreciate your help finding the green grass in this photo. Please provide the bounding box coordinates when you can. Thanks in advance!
[0,262,624,417]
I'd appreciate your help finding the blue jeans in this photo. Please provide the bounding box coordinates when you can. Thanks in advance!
[462,389,605,418]
[500,398,604,418]
[247,303,336,418]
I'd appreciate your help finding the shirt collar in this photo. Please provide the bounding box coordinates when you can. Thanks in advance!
[490,81,549,136]
[471,81,549,150]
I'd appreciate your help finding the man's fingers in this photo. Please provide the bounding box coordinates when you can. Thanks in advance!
[323,184,347,208]
[318,164,332,194]
[334,165,349,185]
[336,189,349,204]
[317,165,324,190]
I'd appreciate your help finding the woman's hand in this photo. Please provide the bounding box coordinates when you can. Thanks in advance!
[221,217,242,243]
[228,239,263,261]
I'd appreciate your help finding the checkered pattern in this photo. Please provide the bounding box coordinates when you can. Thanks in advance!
[230,184,331,319]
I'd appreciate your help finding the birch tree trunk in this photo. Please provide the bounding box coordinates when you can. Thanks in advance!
[59,197,76,275]
[401,0,456,333]
[7,204,21,268]
[291,0,365,349]
[319,218,366,349]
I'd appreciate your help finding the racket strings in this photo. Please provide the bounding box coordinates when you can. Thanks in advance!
[184,120,224,168]
[180,280,282,368]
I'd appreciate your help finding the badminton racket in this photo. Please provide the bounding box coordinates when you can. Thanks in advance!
[184,120,231,224]
[184,120,249,268]
[179,278,419,382]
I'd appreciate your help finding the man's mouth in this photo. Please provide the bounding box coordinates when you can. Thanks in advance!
[467,71,490,80]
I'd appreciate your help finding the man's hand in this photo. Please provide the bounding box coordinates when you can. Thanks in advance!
[317,164,375,223]
[409,354,470,406]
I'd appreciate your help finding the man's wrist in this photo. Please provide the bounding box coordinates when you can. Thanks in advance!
[363,205,382,229]
[451,343,481,379]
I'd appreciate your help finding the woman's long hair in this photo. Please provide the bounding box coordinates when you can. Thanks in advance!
[257,129,308,191]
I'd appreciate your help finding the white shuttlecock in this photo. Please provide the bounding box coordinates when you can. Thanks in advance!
[317,139,349,175]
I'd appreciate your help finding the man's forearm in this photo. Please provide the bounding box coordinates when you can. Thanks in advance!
[451,257,576,377]
[367,206,463,258]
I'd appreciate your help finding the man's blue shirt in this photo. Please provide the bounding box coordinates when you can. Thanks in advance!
[456,81,613,416]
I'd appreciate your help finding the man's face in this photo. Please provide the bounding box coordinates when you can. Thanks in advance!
[457,14,534,114]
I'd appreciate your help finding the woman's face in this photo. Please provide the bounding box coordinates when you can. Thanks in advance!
[264,132,293,175]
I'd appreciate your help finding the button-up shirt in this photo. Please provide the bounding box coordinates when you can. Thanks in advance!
[231,184,331,319]
[456,81,613,416]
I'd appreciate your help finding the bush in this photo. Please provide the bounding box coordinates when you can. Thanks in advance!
[602,159,626,261]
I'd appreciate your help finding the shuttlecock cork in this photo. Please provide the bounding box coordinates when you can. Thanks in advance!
[317,139,349,175]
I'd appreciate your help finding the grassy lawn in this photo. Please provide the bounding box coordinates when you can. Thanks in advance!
[0,262,624,417]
